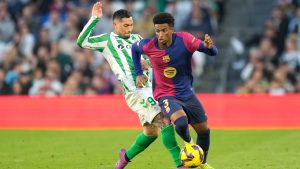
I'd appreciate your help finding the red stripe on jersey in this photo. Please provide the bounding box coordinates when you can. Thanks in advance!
[176,32,201,53]
[143,39,176,100]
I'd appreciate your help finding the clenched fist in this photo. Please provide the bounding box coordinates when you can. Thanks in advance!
[136,75,148,88]
[204,34,213,49]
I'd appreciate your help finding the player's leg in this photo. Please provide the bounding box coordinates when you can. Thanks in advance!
[115,123,159,169]
[159,97,192,143]
[191,123,213,169]
[126,123,159,160]
[115,90,160,169]
[191,122,210,163]
[184,95,213,169]
[155,113,182,168]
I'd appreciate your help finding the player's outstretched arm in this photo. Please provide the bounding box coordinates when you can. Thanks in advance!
[77,2,105,50]
[198,34,218,56]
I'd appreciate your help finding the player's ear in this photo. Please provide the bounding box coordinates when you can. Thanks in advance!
[169,26,174,32]
[113,19,118,28]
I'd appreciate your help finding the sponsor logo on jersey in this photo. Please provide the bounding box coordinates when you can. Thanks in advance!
[117,44,131,50]
[162,55,170,63]
[163,67,177,78]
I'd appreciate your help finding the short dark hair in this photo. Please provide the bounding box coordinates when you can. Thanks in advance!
[153,12,175,27]
[113,9,132,21]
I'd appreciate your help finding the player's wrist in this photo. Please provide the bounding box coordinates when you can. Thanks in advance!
[199,42,206,49]
[91,15,101,20]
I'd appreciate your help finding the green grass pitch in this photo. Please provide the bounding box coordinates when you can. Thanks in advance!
[0,130,299,169]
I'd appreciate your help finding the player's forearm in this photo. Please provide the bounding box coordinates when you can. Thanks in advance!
[198,42,218,56]
[76,16,100,48]
[132,43,143,76]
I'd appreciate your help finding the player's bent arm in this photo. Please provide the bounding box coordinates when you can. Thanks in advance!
[76,16,107,50]
[132,43,144,76]
[198,42,218,56]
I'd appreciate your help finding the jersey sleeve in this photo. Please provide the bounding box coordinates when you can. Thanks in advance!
[180,32,202,53]
[132,42,144,76]
[76,16,108,52]
[198,42,218,56]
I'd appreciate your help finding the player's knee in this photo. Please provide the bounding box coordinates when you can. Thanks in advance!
[192,121,208,133]
[174,116,189,130]
[143,124,159,136]
[152,113,169,128]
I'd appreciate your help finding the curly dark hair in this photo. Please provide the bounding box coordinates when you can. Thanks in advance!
[153,12,175,27]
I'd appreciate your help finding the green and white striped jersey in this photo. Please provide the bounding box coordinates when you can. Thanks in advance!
[77,16,151,93]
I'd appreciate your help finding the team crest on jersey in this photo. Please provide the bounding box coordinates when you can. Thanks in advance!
[162,55,170,63]
[163,67,177,78]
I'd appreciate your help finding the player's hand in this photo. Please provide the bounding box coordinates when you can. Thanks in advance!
[204,34,213,49]
[141,60,149,70]
[136,75,148,88]
[92,2,103,18]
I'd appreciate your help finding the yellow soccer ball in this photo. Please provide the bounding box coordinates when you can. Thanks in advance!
[180,144,204,168]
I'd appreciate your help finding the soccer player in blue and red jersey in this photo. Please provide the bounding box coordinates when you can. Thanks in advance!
[132,12,217,169]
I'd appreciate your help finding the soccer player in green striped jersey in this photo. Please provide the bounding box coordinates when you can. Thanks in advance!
[77,2,186,169]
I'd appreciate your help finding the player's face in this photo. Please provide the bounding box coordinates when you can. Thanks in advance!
[154,23,174,46]
[113,17,133,38]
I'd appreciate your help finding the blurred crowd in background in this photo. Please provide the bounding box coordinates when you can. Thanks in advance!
[2,0,300,96]
[0,0,224,96]
[234,0,300,94]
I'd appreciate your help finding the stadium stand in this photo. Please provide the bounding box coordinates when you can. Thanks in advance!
[5,0,299,95]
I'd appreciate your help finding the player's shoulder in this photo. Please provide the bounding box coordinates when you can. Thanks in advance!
[175,32,194,38]
[131,33,143,40]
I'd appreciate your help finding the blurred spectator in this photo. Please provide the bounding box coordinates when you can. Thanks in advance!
[49,0,70,17]
[50,42,73,82]
[18,21,35,58]
[59,28,79,56]
[270,6,290,55]
[268,65,294,94]
[240,47,264,81]
[43,10,64,42]
[288,6,300,32]
[0,68,10,94]
[281,37,300,70]
[0,1,15,43]
[165,0,191,31]
[29,69,62,96]
[182,0,213,38]
[134,8,155,37]
[4,60,22,86]
[34,28,51,52]
[61,70,83,95]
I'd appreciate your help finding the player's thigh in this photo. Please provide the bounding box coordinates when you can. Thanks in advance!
[159,96,187,122]
[182,95,207,124]
[125,88,161,126]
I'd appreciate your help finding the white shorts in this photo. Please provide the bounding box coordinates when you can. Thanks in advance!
[125,87,161,126]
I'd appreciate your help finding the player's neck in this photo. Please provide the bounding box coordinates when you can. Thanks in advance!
[158,39,173,49]
[114,31,130,39]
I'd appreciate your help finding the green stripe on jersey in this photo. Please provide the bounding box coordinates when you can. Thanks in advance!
[107,38,127,76]
[77,17,100,46]
[116,39,137,84]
